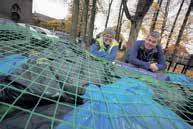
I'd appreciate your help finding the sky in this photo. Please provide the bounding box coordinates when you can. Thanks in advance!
[32,0,68,19]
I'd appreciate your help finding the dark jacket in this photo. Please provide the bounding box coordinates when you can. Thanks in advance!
[125,40,166,70]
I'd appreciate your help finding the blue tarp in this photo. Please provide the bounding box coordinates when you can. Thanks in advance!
[56,78,192,129]
[0,54,28,75]
[166,73,193,88]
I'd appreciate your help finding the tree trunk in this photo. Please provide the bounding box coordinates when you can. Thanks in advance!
[115,1,123,40]
[123,0,153,48]
[165,0,185,49]
[82,0,89,42]
[70,0,80,44]
[150,0,163,32]
[105,0,114,28]
[171,0,193,63]
[86,0,97,48]
[160,0,170,43]
[128,19,143,47]
[117,7,124,42]
[78,9,83,37]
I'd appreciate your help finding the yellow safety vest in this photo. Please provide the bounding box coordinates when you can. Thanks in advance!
[96,38,119,53]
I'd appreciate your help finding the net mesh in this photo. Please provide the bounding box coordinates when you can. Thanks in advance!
[0,23,193,129]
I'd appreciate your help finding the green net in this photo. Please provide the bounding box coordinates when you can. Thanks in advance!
[0,23,193,129]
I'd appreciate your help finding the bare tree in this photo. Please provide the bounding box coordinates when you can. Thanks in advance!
[171,0,193,63]
[71,0,80,43]
[123,0,153,48]
[160,0,171,43]
[117,10,124,43]
[86,0,97,48]
[115,1,123,41]
[165,0,185,49]
[97,0,105,13]
[82,0,89,42]
[150,0,163,32]
[105,0,114,28]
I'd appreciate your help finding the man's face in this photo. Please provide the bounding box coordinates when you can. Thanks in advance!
[103,34,113,45]
[144,36,157,50]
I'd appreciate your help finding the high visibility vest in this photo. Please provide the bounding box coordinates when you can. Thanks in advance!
[96,38,119,53]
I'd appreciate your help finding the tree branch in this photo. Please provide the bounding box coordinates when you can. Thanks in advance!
[134,0,153,20]
[122,0,133,21]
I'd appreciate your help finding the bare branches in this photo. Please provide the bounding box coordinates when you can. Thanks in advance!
[122,0,133,21]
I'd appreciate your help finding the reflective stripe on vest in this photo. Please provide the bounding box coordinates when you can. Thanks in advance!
[96,38,119,53]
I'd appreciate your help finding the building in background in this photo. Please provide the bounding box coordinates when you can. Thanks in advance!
[0,0,33,23]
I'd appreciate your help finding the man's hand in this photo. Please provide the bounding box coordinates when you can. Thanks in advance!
[150,63,159,72]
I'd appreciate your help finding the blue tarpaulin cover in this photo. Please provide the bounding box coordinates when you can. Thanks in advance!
[0,54,28,75]
[167,73,193,88]
[56,78,192,129]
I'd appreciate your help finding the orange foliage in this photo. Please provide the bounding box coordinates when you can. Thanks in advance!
[33,18,73,32]
[165,44,189,56]
[152,2,160,10]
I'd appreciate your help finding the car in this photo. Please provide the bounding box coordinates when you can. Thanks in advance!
[0,18,16,24]
[17,23,42,40]
[31,26,60,42]
[0,21,50,50]
[17,23,53,47]
[0,19,26,41]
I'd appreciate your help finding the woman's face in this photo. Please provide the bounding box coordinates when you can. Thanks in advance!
[144,36,157,50]
[103,34,113,45]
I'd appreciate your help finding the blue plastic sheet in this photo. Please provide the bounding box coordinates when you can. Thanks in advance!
[0,54,28,75]
[56,78,192,129]
[167,73,193,88]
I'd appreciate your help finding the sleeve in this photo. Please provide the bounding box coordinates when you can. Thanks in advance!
[127,41,150,70]
[102,46,119,61]
[90,43,118,61]
[125,50,130,63]
[156,45,167,70]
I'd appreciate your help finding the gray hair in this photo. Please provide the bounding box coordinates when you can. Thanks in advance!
[103,28,115,38]
[148,31,160,40]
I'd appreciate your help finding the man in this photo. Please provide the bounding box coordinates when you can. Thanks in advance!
[90,28,119,61]
[125,31,166,72]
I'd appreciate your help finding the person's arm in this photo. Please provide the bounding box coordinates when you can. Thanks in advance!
[90,43,106,57]
[128,41,150,70]
[102,46,118,61]
[156,45,166,70]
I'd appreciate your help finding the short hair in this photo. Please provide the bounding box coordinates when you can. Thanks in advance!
[148,31,160,40]
[103,28,115,38]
